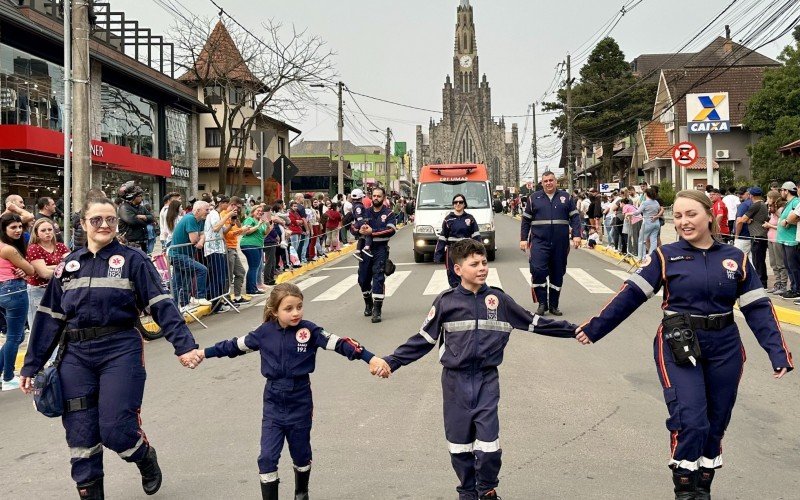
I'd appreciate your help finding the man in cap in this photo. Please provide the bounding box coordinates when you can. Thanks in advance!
[117,181,154,253]
[741,187,769,287]
[734,187,753,255]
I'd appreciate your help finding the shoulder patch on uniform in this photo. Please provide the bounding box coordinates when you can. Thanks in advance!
[54,262,65,278]
[65,260,80,272]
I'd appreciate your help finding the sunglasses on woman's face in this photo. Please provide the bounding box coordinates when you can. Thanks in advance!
[86,216,118,228]
[454,200,466,205]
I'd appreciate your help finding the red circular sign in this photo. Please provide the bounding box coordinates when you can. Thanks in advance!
[673,141,699,167]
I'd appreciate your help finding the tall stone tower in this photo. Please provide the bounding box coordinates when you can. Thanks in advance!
[416,0,519,189]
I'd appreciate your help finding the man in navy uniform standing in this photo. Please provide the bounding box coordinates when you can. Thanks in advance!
[520,171,582,316]
[356,187,396,323]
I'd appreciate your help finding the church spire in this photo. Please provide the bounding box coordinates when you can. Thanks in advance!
[460,0,470,7]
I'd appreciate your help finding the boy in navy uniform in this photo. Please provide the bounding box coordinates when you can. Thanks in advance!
[382,239,577,500]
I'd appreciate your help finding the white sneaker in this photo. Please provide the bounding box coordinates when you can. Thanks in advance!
[2,376,20,391]
[196,298,213,307]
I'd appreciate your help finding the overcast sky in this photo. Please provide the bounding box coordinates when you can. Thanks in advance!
[111,0,797,177]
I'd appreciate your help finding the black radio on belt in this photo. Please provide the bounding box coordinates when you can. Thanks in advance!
[661,314,702,366]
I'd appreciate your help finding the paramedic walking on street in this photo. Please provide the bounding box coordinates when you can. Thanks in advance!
[434,193,482,288]
[19,197,202,499]
[575,190,793,500]
[354,187,396,323]
[519,171,581,316]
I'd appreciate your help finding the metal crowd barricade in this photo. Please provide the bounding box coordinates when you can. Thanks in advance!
[201,235,241,313]
[164,241,209,328]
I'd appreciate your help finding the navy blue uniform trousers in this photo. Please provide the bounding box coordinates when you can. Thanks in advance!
[655,324,744,471]
[358,244,388,298]
[259,377,313,474]
[443,367,502,499]
[529,236,569,308]
[60,329,148,484]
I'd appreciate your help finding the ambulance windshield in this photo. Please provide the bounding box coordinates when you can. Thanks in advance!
[417,181,490,209]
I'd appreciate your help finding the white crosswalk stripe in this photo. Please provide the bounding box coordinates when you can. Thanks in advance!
[565,268,614,294]
[297,276,329,291]
[605,269,662,296]
[519,267,530,285]
[424,269,450,295]
[486,268,502,289]
[312,275,358,301]
[384,271,412,297]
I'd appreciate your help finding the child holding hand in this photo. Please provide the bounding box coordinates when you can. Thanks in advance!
[197,283,390,500]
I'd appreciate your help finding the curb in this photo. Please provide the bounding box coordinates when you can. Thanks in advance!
[585,244,800,328]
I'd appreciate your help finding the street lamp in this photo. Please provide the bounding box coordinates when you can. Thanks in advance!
[566,108,595,192]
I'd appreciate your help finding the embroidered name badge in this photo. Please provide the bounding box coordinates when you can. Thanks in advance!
[107,254,125,278]
[485,294,499,321]
[668,255,694,262]
[296,328,310,352]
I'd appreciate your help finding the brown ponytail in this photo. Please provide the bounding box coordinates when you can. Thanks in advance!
[263,283,304,323]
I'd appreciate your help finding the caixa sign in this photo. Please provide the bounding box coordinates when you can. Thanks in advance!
[170,165,191,179]
[689,121,730,133]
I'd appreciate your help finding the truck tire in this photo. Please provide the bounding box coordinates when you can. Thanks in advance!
[414,250,424,263]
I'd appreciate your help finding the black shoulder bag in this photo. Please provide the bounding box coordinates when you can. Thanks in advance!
[32,331,68,418]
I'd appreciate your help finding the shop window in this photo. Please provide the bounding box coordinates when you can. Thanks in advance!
[206,128,221,148]
[0,44,66,131]
[100,83,155,157]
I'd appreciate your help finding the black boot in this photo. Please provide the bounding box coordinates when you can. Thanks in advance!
[672,469,698,500]
[135,446,162,496]
[548,307,563,316]
[371,300,383,323]
[294,466,311,500]
[363,294,373,317]
[76,478,104,500]
[696,467,715,500]
[479,489,501,499]
[261,479,279,500]
[535,303,547,316]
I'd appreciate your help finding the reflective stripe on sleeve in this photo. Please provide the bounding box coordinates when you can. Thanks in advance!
[527,315,540,331]
[443,320,475,332]
[739,288,768,307]
[117,436,144,459]
[627,273,655,298]
[325,333,341,351]
[418,329,436,345]
[63,277,133,291]
[568,210,579,217]
[438,343,446,360]
[473,438,501,452]
[236,336,255,353]
[438,235,447,241]
[71,443,102,459]
[448,441,474,454]
[37,305,65,321]
[522,212,533,220]
[476,320,513,333]
[471,232,481,238]
[148,294,171,307]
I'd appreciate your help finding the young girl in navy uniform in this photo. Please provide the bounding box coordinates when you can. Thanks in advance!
[576,190,793,499]
[198,283,391,500]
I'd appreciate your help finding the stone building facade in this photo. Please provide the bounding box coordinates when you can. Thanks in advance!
[416,0,519,189]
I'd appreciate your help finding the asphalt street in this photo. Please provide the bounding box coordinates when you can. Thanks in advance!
[1,214,798,499]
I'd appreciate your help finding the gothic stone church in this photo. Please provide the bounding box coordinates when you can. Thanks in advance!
[416,0,520,190]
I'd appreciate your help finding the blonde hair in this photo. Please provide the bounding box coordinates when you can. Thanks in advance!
[675,190,719,239]
[29,218,55,245]
[263,283,304,323]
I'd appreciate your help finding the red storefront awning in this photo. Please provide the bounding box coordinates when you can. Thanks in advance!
[0,125,171,177]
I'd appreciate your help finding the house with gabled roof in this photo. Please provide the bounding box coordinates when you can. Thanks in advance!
[179,20,301,199]
[634,32,780,189]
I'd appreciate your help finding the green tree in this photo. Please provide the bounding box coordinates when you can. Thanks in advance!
[743,26,800,184]
[544,37,656,183]
[658,179,676,206]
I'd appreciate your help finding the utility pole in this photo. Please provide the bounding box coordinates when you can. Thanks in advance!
[72,0,91,205]
[531,102,539,182]
[384,127,391,192]
[337,81,344,196]
[565,54,573,192]
[62,0,72,245]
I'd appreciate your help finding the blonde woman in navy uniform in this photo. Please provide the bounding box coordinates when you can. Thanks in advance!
[434,193,481,288]
[20,197,202,499]
[575,190,793,499]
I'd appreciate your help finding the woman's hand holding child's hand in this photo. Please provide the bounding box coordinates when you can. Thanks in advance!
[369,357,391,378]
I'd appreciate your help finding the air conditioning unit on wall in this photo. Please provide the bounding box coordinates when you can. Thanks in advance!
[715,149,730,159]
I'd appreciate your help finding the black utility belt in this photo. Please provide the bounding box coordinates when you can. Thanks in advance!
[664,311,734,331]
[66,325,135,342]
[266,375,311,391]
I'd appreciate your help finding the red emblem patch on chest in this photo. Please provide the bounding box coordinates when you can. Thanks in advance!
[296,328,311,343]
[722,258,738,271]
